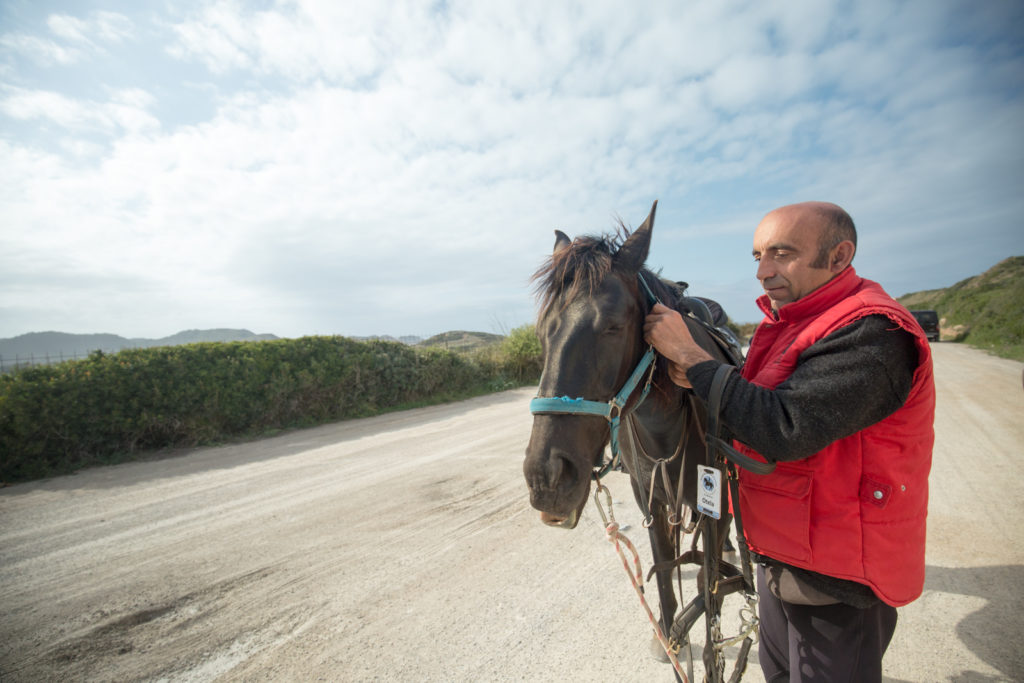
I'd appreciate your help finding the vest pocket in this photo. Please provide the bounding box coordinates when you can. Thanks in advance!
[740,467,813,563]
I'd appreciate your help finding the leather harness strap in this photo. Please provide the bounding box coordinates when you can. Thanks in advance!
[707,365,776,476]
[705,364,767,599]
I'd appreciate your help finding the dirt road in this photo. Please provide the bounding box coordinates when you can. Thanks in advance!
[1,343,1022,682]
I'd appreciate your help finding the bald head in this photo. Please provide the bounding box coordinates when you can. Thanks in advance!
[752,202,858,310]
[765,202,857,267]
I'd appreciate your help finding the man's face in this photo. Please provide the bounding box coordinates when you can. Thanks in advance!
[752,208,836,311]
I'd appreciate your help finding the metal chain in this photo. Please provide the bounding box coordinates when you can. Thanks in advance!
[713,592,760,651]
[710,614,727,682]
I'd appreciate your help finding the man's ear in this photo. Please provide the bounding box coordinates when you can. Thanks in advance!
[830,240,856,273]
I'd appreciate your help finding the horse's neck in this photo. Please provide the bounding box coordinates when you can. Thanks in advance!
[630,389,688,459]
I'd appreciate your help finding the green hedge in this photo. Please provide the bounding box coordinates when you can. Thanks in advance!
[0,332,542,483]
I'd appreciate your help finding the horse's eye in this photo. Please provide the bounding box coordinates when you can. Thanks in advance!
[602,325,624,336]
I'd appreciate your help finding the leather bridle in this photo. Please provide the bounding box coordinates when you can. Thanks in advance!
[529,273,662,479]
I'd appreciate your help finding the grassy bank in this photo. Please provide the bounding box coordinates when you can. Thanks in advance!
[897,256,1023,361]
[0,328,542,484]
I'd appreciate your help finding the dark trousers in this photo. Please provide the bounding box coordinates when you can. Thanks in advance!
[756,564,898,683]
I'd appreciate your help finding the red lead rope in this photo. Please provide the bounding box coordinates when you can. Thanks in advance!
[594,482,689,682]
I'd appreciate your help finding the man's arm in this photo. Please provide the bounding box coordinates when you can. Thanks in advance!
[687,315,918,461]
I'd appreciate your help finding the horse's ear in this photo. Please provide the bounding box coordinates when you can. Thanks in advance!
[553,230,571,254]
[616,200,657,272]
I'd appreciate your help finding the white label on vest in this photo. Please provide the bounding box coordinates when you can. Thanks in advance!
[697,466,722,520]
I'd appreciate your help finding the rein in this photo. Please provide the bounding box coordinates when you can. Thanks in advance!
[623,399,698,529]
[529,273,662,479]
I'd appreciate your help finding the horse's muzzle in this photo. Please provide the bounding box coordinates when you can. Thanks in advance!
[539,508,581,529]
[524,415,605,530]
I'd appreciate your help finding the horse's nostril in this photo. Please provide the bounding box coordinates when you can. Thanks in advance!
[547,453,578,491]
[543,455,562,488]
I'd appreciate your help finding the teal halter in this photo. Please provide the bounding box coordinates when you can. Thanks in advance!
[529,273,661,479]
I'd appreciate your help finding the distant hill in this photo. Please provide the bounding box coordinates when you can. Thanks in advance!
[418,330,504,351]
[0,328,507,369]
[897,255,1023,360]
[0,329,279,364]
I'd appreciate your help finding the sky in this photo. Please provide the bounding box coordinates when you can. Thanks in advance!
[1,0,1022,341]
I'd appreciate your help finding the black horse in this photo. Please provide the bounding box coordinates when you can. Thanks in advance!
[523,201,753,681]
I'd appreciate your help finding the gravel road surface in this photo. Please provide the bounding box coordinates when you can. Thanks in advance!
[1,342,1022,682]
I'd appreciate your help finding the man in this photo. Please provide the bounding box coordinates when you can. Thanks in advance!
[643,202,935,683]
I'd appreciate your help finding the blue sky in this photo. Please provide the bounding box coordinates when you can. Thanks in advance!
[1,1,1022,340]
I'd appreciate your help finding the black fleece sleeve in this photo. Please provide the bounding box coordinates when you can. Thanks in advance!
[687,315,919,462]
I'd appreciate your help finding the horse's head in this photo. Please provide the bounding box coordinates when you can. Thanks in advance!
[524,201,662,529]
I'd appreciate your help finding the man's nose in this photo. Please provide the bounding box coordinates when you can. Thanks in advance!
[756,258,773,282]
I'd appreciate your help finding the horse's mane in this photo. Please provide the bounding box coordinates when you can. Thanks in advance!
[532,224,684,319]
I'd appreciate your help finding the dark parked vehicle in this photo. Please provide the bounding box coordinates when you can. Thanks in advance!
[910,310,940,342]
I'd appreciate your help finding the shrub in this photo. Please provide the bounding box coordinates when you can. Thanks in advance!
[0,335,529,483]
[500,324,543,384]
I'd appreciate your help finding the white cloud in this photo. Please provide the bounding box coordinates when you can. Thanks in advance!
[167,0,428,82]
[1,10,133,65]
[1,0,1022,338]
[47,11,133,45]
[0,34,84,66]
[1,87,159,134]
[167,1,254,73]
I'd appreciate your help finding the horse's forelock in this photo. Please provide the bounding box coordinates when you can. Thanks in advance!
[531,218,689,316]
[533,232,622,319]
[531,230,695,410]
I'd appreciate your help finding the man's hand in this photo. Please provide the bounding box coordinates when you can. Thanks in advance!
[643,303,714,388]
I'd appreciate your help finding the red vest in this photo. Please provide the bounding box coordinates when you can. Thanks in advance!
[737,267,935,607]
